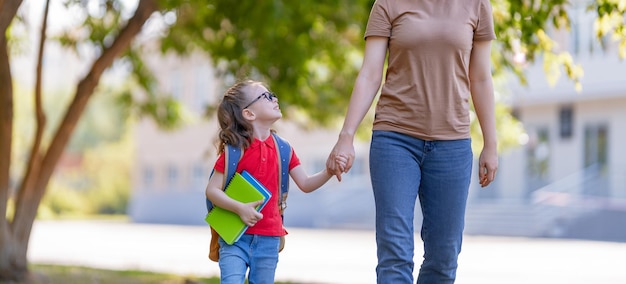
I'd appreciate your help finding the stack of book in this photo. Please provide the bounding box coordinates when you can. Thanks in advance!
[205,170,271,244]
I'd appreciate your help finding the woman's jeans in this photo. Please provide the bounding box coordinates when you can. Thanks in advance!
[218,234,280,284]
[370,130,472,284]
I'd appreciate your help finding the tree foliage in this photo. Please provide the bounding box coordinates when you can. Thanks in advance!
[492,0,625,90]
[155,0,372,125]
[0,0,624,281]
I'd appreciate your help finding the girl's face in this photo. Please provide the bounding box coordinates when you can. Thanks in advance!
[243,83,282,121]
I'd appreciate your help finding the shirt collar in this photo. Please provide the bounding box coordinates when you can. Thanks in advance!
[249,135,275,150]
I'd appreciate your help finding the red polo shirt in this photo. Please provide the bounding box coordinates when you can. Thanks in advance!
[213,135,300,237]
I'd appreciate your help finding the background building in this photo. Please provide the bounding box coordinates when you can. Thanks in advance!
[129,2,626,242]
[127,50,375,228]
[464,2,626,241]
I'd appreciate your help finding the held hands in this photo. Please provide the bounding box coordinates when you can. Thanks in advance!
[238,200,264,227]
[326,137,356,182]
[328,154,349,178]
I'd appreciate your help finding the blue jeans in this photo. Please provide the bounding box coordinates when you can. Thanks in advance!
[218,234,280,284]
[369,131,472,284]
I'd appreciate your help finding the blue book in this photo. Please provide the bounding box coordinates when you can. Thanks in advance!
[240,170,271,209]
[205,170,272,244]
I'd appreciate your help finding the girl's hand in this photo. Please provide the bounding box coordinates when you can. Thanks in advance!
[237,200,264,227]
[335,154,349,173]
[326,136,355,181]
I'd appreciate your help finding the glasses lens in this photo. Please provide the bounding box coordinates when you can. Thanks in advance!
[243,92,276,109]
[263,92,276,101]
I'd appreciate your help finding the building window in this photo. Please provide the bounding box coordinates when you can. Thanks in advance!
[584,124,608,168]
[167,165,179,188]
[559,105,574,139]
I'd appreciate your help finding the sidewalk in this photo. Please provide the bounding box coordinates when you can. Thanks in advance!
[28,220,626,284]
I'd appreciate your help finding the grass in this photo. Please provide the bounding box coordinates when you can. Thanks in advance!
[19,264,298,284]
[22,264,218,284]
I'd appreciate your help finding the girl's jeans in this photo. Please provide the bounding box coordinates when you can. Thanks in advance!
[218,234,280,284]
[370,130,472,284]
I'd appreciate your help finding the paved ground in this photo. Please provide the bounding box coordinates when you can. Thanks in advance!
[28,220,626,284]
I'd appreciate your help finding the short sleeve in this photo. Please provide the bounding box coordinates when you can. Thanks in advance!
[364,0,392,39]
[213,152,226,173]
[474,0,496,41]
[288,148,301,171]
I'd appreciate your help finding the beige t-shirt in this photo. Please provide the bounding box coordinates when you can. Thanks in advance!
[365,0,496,140]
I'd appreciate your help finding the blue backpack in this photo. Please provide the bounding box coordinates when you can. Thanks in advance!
[207,132,292,261]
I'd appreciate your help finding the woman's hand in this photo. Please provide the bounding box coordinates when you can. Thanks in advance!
[326,135,355,181]
[478,146,498,187]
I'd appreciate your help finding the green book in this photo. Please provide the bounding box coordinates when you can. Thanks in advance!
[205,170,271,245]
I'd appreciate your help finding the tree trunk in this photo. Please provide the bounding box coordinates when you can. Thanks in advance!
[0,0,24,280]
[0,33,18,282]
[0,0,158,281]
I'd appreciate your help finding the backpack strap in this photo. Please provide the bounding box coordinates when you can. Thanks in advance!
[205,136,290,214]
[271,132,292,214]
[206,145,243,212]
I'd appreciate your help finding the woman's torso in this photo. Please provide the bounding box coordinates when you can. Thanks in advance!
[365,0,495,140]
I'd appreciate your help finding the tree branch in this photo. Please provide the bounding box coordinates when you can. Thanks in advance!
[14,0,50,230]
[11,0,159,239]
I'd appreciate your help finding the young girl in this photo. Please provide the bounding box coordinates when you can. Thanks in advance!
[205,79,347,284]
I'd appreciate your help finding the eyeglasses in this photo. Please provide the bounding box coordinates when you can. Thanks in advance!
[243,92,277,109]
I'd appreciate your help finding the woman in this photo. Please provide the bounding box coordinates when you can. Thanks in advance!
[326,0,499,283]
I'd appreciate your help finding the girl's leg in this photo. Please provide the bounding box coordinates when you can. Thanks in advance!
[247,235,280,284]
[218,235,253,284]
[416,139,472,284]
[370,130,422,284]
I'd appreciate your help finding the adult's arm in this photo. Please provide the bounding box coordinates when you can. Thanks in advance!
[326,36,389,180]
[469,40,499,187]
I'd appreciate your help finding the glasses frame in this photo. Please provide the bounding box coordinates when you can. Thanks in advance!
[243,92,277,109]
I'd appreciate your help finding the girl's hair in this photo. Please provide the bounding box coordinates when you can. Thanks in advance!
[216,79,266,153]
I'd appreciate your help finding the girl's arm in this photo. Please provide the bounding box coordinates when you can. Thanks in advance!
[469,40,499,187]
[205,171,263,226]
[290,155,348,193]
